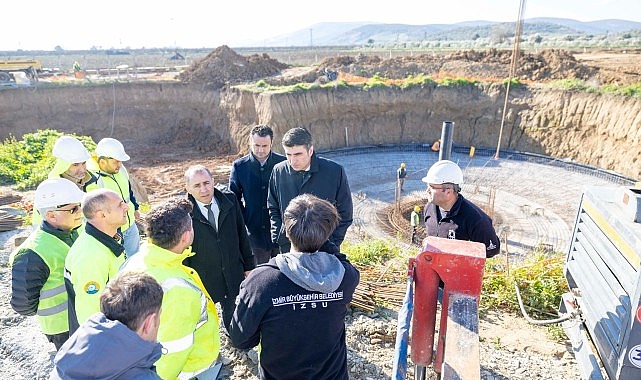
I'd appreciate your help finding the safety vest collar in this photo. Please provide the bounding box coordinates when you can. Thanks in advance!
[41,221,79,246]
[84,222,125,258]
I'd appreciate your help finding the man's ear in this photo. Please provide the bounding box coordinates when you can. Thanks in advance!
[180,229,192,245]
[137,312,159,342]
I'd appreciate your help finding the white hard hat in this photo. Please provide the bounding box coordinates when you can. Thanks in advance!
[95,138,130,161]
[52,136,90,163]
[422,160,464,185]
[34,178,85,209]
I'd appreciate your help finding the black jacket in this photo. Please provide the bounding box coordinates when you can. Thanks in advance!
[423,194,500,258]
[11,222,78,317]
[267,153,353,252]
[229,151,286,251]
[185,190,254,302]
[229,252,359,380]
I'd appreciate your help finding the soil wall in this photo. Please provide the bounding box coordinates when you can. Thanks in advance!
[1,83,639,179]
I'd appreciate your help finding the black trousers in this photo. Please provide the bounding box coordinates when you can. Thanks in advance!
[46,331,70,351]
[217,294,237,333]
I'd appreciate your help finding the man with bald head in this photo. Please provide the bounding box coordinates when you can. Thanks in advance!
[64,188,129,334]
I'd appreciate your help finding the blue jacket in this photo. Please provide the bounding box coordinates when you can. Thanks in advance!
[267,153,353,252]
[229,151,285,250]
[50,312,162,380]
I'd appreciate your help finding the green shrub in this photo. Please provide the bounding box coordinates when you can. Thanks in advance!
[343,239,403,266]
[0,129,96,190]
[401,74,436,89]
[481,246,567,319]
[548,78,588,91]
[502,77,522,88]
[440,77,479,86]
[602,82,641,98]
[361,73,388,90]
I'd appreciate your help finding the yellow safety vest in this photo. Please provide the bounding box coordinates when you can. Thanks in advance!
[121,242,220,380]
[411,211,420,227]
[9,229,70,335]
[86,160,136,230]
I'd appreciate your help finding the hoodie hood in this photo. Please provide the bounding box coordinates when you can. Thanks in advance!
[51,313,162,380]
[274,251,345,293]
[49,158,73,178]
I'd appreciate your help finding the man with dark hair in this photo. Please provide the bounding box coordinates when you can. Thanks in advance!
[50,272,164,380]
[10,178,84,350]
[267,127,353,254]
[229,124,286,264]
[64,189,128,335]
[185,164,254,332]
[120,197,221,380]
[230,194,360,380]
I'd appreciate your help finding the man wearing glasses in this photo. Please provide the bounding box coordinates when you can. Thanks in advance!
[31,135,98,228]
[421,160,500,258]
[9,178,85,350]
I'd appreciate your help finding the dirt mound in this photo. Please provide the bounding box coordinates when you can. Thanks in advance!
[179,45,289,89]
[319,48,599,83]
[178,47,631,88]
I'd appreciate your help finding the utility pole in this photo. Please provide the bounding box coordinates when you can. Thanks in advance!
[495,0,527,159]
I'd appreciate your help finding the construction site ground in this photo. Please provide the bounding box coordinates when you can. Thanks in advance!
[1,146,629,379]
[1,47,639,379]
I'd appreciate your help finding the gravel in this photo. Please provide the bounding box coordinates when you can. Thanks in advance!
[3,147,625,379]
[0,225,582,380]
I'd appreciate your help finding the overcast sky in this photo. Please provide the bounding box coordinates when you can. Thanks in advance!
[2,0,640,51]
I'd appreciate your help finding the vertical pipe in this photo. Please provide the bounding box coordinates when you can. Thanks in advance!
[439,121,454,161]
[345,127,349,147]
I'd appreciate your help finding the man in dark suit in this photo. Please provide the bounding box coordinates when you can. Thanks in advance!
[229,125,286,265]
[184,164,255,331]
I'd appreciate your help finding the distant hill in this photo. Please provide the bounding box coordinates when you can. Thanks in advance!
[240,18,641,47]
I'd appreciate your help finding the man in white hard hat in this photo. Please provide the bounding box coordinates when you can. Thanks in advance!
[48,135,98,191]
[86,138,141,257]
[9,178,85,350]
[31,135,98,227]
[64,188,129,335]
[421,160,500,258]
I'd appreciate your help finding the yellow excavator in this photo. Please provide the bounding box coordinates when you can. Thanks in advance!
[0,59,42,84]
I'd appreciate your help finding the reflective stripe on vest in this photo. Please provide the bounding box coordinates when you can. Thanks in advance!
[38,283,68,316]
[12,229,70,334]
[177,361,219,380]
[159,277,209,355]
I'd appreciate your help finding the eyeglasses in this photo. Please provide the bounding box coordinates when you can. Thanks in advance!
[54,204,81,214]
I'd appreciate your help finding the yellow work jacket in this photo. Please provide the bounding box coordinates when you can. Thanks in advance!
[120,241,221,380]
[64,224,125,327]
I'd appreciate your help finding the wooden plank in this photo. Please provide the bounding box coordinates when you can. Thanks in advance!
[442,293,480,380]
